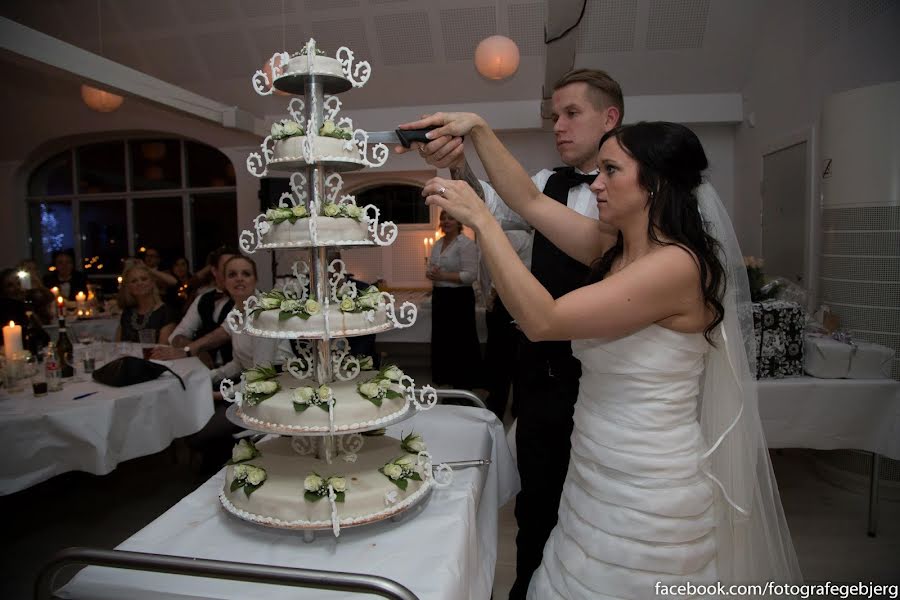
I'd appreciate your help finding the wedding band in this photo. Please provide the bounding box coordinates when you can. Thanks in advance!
[438,186,446,196]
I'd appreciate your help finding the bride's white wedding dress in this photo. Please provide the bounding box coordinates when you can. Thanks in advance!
[528,323,721,599]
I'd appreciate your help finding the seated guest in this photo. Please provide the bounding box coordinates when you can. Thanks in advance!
[210,255,287,386]
[115,263,177,344]
[0,268,27,326]
[18,260,56,324]
[141,247,177,292]
[164,256,193,315]
[151,246,236,367]
[43,249,88,300]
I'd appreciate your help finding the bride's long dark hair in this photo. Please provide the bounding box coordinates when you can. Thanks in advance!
[588,121,726,343]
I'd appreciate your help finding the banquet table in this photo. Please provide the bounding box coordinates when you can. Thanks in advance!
[757,376,900,460]
[57,406,519,600]
[0,355,214,496]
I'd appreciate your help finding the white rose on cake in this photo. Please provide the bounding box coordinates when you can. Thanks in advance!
[339,296,355,312]
[292,387,315,404]
[328,477,347,493]
[304,299,320,314]
[316,385,333,401]
[383,366,404,381]
[358,381,381,399]
[404,434,427,453]
[320,120,337,135]
[231,439,257,463]
[395,455,414,468]
[233,464,250,480]
[246,466,267,486]
[383,463,403,480]
[282,120,303,136]
[323,203,340,217]
[270,121,285,138]
[357,293,379,310]
[358,355,374,370]
[260,296,281,310]
[246,380,278,395]
[291,205,308,218]
[304,474,324,492]
[344,204,362,220]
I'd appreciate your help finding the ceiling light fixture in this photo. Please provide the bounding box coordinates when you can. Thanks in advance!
[474,35,520,81]
[82,0,124,113]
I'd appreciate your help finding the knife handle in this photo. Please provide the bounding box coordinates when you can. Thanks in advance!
[395,127,439,148]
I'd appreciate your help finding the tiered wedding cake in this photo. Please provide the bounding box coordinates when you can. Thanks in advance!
[219,39,444,537]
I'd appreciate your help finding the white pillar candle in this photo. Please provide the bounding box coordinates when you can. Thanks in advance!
[3,321,23,360]
[17,270,31,291]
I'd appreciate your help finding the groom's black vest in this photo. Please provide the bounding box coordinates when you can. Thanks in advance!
[525,168,592,367]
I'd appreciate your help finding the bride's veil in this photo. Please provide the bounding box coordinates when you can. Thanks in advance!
[696,183,803,588]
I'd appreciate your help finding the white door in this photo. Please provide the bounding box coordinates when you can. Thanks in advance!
[762,142,808,286]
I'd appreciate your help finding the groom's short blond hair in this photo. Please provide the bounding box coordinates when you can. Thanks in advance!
[553,69,624,126]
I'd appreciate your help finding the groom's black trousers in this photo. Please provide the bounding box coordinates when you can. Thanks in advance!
[508,337,581,599]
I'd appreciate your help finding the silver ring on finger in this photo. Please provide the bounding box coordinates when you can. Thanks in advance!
[438,186,447,197]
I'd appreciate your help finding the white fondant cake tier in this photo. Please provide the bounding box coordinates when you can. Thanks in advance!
[281,54,345,79]
[221,435,430,528]
[248,305,391,338]
[271,136,363,167]
[262,216,370,247]
[237,372,408,433]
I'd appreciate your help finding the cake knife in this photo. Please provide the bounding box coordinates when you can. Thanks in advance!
[366,126,440,148]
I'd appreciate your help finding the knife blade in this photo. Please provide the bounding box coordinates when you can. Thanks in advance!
[366,127,439,148]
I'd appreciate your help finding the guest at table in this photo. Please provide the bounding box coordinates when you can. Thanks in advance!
[115,263,177,344]
[427,209,483,388]
[0,267,27,326]
[43,249,89,300]
[209,255,285,385]
[141,247,177,294]
[151,246,236,367]
[164,256,193,315]
[18,260,57,324]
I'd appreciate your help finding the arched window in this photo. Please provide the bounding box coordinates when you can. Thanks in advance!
[355,184,430,224]
[26,138,236,290]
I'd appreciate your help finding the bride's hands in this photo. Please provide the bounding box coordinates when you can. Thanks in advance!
[422,177,491,230]
[399,112,487,141]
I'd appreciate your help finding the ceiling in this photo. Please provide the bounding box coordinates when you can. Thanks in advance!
[1,0,766,119]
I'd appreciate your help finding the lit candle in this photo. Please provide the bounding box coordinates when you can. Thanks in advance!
[50,286,60,297]
[17,270,31,291]
[75,291,87,312]
[3,321,23,360]
[56,296,65,318]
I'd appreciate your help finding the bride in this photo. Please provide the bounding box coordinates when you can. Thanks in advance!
[407,115,802,598]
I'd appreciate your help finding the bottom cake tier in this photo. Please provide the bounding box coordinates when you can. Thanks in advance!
[220,434,432,531]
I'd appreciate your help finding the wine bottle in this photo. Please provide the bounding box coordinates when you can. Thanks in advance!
[56,317,75,378]
[23,304,50,356]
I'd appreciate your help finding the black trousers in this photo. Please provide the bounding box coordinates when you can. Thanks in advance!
[430,286,483,388]
[483,297,519,420]
[508,339,581,599]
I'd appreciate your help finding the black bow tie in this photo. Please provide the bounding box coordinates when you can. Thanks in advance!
[555,167,596,188]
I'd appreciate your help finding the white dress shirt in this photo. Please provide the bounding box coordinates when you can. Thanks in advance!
[482,169,599,231]
[168,289,232,344]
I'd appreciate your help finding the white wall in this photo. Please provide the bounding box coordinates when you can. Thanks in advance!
[733,0,900,254]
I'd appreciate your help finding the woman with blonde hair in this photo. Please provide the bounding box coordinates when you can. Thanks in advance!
[116,263,177,343]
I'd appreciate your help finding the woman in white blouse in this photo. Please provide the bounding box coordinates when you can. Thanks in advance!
[427,209,484,388]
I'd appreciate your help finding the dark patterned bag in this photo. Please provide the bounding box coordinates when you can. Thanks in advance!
[752,300,805,379]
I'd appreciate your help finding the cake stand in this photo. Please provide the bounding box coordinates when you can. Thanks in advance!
[219,39,442,540]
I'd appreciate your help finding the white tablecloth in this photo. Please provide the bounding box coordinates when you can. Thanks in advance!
[0,357,214,495]
[758,376,900,460]
[58,406,519,600]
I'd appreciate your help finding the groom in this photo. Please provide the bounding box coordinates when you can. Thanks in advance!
[401,69,624,597]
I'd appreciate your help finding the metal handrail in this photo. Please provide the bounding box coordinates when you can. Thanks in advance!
[416,387,487,410]
[36,547,419,600]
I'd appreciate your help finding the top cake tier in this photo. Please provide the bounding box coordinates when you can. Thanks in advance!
[254,39,372,97]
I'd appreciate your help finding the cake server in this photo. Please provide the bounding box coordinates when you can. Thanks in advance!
[366,127,439,148]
